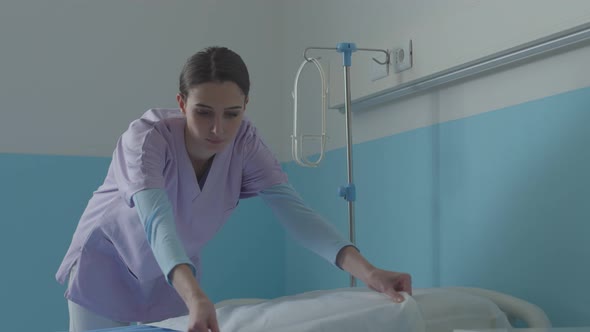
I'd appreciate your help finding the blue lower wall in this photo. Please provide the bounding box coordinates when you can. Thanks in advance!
[1,155,111,331]
[0,154,285,331]
[200,197,285,304]
[283,86,590,327]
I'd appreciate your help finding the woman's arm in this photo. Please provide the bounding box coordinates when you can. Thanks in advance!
[133,189,219,332]
[259,183,355,267]
[170,264,219,332]
[260,183,412,302]
[336,245,377,281]
[133,188,196,283]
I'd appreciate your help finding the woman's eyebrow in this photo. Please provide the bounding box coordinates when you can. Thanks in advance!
[194,103,242,110]
[194,103,213,109]
[224,106,243,110]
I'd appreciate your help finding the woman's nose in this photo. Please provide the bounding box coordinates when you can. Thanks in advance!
[211,116,224,135]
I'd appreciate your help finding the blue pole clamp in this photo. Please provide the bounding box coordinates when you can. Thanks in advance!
[338,183,356,202]
[336,42,357,67]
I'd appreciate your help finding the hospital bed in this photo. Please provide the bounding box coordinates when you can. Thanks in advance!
[87,286,550,332]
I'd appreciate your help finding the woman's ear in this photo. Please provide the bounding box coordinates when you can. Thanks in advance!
[243,96,249,112]
[176,93,186,115]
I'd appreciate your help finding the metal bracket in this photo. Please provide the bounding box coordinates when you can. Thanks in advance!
[338,184,356,202]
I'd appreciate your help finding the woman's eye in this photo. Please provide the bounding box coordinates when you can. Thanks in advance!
[196,109,212,116]
[225,112,239,118]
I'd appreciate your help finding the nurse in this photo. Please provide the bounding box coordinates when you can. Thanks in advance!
[56,46,412,332]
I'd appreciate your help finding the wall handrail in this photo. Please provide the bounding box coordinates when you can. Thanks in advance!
[332,22,590,113]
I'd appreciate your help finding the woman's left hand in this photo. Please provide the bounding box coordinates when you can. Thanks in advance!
[365,269,412,303]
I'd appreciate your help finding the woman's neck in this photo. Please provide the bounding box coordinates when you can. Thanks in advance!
[184,127,214,177]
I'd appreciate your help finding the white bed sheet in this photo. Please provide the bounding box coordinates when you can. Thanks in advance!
[149,287,512,332]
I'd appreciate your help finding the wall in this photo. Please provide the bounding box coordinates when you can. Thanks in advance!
[0,1,285,331]
[0,0,285,156]
[280,0,590,327]
[280,0,590,160]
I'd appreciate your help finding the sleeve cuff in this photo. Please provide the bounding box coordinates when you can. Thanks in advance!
[163,261,197,286]
[333,244,360,269]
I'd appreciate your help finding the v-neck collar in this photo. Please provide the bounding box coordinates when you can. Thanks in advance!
[173,118,226,201]
[195,155,214,189]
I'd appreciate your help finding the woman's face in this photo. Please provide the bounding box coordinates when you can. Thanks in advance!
[177,81,248,161]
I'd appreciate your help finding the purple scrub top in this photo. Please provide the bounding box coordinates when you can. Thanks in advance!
[55,108,288,322]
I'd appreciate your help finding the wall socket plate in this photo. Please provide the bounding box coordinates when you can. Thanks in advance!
[393,40,413,73]
[370,52,390,82]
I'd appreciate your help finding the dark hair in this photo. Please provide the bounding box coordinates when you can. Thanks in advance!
[179,46,250,100]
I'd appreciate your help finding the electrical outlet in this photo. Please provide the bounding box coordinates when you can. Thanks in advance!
[370,52,390,81]
[393,40,413,73]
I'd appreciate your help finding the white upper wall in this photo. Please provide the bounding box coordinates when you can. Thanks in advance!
[3,1,590,161]
[280,0,590,161]
[0,0,283,157]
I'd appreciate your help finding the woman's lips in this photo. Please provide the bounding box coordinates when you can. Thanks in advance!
[206,138,224,145]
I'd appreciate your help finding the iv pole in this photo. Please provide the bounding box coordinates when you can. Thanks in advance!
[340,43,357,288]
[299,43,390,287]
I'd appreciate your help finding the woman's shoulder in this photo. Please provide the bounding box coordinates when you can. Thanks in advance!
[235,116,257,140]
[117,108,184,153]
[133,108,183,127]
[231,116,259,150]
[125,108,183,136]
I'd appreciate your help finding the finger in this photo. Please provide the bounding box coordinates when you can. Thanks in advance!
[210,315,221,332]
[188,322,208,332]
[404,274,413,295]
[396,275,411,294]
[395,274,412,295]
[386,289,405,303]
[405,281,413,295]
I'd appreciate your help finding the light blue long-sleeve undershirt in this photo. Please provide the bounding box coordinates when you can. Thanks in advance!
[132,183,355,285]
[258,183,355,266]
[133,188,196,285]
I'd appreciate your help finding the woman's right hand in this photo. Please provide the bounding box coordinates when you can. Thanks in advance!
[170,264,220,332]
[186,293,220,332]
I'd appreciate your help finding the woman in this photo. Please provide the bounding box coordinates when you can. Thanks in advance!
[56,46,412,332]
